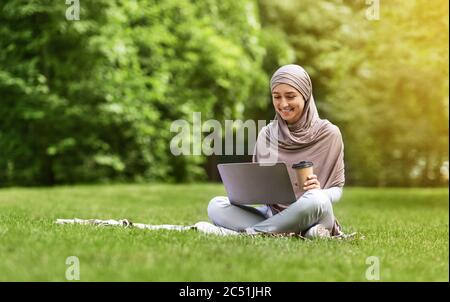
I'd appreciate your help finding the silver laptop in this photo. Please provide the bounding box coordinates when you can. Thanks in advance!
[217,162,296,205]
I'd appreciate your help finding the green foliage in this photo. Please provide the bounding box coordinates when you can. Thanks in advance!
[0,0,267,185]
[256,0,449,186]
[0,0,448,186]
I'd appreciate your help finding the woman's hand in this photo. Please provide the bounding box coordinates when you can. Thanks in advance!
[303,174,321,191]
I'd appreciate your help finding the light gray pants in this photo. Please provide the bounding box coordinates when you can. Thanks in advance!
[207,189,335,234]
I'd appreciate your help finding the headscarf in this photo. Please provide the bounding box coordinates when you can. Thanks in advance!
[253,64,345,213]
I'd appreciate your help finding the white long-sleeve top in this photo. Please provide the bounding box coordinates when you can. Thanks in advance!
[322,186,344,203]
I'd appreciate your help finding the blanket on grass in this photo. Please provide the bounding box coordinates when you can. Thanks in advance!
[55,218,360,240]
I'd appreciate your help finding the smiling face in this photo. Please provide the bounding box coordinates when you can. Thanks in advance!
[272,83,305,125]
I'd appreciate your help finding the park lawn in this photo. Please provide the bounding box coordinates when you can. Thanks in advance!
[0,184,448,282]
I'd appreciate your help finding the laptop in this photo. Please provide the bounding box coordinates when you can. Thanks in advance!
[217,162,296,205]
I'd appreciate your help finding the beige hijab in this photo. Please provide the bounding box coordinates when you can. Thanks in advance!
[253,64,345,212]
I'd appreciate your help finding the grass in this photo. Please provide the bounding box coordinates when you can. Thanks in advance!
[0,183,448,281]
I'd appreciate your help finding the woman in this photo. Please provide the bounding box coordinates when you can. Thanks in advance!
[207,64,345,238]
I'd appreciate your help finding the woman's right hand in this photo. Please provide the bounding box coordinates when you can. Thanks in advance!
[303,174,321,191]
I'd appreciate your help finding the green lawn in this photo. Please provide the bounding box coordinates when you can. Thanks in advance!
[0,184,448,281]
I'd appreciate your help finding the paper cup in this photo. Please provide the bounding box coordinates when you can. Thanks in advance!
[292,161,314,192]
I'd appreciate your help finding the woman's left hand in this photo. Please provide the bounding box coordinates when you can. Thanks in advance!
[303,174,321,191]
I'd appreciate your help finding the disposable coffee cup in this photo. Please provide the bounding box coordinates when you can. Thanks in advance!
[292,161,314,192]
